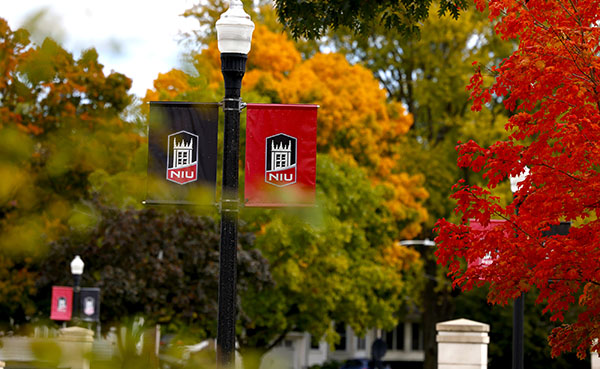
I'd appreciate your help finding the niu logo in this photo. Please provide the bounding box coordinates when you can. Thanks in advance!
[166,131,198,185]
[265,133,297,187]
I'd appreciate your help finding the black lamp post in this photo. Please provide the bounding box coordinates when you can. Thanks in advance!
[510,169,529,369]
[509,168,570,369]
[215,2,254,368]
[70,255,85,321]
[512,292,525,369]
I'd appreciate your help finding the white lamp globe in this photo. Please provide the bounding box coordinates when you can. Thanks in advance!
[216,0,255,54]
[70,255,85,275]
[509,167,530,194]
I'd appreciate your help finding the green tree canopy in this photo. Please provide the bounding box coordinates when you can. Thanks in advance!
[273,0,468,39]
[237,156,423,367]
[329,5,513,226]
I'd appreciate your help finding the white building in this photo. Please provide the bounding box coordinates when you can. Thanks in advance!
[260,320,424,369]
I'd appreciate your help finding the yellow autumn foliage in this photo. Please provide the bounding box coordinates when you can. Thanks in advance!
[197,40,224,91]
[382,242,422,271]
[144,69,192,102]
[246,24,301,81]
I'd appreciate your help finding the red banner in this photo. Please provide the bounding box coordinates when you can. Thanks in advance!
[50,286,73,321]
[467,219,507,270]
[245,104,317,206]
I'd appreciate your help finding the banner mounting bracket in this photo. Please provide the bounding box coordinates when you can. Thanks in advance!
[221,98,246,112]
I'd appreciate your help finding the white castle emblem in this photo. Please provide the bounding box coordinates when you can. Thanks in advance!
[166,130,198,185]
[173,138,194,168]
[265,133,297,187]
[270,141,292,170]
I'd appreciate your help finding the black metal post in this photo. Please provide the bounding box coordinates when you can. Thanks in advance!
[217,52,247,369]
[513,293,524,369]
[72,274,81,321]
[511,221,569,369]
[512,197,524,369]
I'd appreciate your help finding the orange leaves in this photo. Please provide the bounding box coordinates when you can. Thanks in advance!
[196,40,226,91]
[382,173,429,238]
[247,24,301,81]
[534,59,545,71]
[144,69,193,102]
[277,53,403,163]
[21,123,44,136]
[0,19,32,90]
[382,242,421,271]
[387,100,414,136]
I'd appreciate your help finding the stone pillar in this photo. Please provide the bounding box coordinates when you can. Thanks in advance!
[57,326,94,369]
[591,351,600,369]
[437,318,489,369]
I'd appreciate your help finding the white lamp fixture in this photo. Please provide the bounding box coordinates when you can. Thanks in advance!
[216,0,255,54]
[70,255,85,275]
[509,166,530,194]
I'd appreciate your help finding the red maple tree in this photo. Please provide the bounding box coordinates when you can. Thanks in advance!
[435,0,600,358]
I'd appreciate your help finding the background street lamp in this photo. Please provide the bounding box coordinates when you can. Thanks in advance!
[70,255,85,321]
[215,1,254,368]
[509,168,570,369]
[398,239,436,247]
[510,168,529,369]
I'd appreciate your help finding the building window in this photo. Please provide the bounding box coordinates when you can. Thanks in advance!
[334,323,347,351]
[411,323,423,351]
[383,323,405,351]
[396,323,405,350]
[279,339,293,348]
[356,336,366,351]
[384,329,394,348]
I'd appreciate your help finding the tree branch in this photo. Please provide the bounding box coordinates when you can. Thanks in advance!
[265,326,296,352]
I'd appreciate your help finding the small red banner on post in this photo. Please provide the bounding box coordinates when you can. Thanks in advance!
[50,286,73,321]
[245,104,317,207]
[467,219,507,270]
